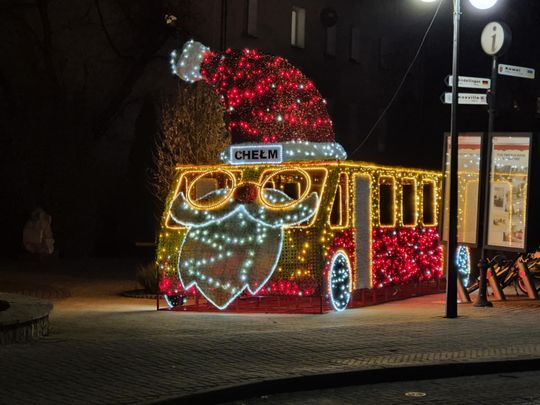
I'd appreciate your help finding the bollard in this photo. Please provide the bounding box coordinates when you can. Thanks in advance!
[474,259,493,307]
[517,260,539,300]
[487,266,506,301]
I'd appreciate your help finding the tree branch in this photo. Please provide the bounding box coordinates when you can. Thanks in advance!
[36,0,61,93]
[94,0,135,60]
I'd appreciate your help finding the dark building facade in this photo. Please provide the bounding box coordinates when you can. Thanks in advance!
[186,0,540,169]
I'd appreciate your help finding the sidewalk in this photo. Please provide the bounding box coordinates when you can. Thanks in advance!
[1,259,539,405]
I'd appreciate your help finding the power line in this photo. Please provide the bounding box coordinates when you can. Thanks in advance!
[349,0,444,158]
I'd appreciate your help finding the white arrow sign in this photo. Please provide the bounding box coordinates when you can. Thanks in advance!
[445,75,491,89]
[498,64,535,79]
[442,93,487,105]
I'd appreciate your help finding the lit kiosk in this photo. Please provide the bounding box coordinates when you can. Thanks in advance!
[444,133,540,290]
[157,41,444,313]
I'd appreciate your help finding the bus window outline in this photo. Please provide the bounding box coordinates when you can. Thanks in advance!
[329,172,350,229]
[378,175,396,228]
[421,178,438,227]
[401,177,418,227]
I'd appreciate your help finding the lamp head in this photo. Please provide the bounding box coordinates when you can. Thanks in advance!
[420,0,498,7]
[469,0,498,8]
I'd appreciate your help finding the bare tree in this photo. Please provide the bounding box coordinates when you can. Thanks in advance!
[152,82,230,204]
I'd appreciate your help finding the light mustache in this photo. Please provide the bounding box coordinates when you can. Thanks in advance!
[169,188,319,228]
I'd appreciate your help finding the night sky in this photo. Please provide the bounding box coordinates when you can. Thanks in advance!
[0,0,539,258]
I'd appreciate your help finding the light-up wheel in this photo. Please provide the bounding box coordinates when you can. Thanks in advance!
[329,251,352,311]
[164,293,186,309]
[456,245,471,288]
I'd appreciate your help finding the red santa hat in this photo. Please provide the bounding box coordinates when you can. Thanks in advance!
[170,40,346,162]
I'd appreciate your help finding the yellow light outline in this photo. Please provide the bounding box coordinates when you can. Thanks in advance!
[351,172,372,289]
[185,169,237,210]
[421,179,437,226]
[378,175,396,228]
[328,172,350,229]
[165,168,242,229]
[258,166,328,228]
[401,177,418,227]
[259,167,312,209]
[159,161,443,300]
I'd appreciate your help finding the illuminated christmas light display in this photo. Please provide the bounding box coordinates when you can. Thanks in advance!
[456,244,471,288]
[221,141,347,163]
[372,228,443,287]
[170,42,334,144]
[157,162,443,311]
[168,187,319,309]
[329,251,352,311]
[158,41,444,312]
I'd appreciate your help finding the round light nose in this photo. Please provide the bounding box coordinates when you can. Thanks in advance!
[233,183,258,204]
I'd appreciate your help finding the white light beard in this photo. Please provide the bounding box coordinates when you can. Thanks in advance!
[170,188,319,309]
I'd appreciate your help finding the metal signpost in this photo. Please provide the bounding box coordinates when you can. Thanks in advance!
[473,22,512,307]
[426,0,501,319]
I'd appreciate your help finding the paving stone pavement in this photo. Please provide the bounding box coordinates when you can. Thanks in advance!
[229,370,540,404]
[1,259,540,405]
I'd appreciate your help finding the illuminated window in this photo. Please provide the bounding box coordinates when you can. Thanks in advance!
[330,173,349,227]
[244,0,258,37]
[379,177,395,226]
[291,7,306,48]
[422,181,436,226]
[402,179,417,226]
[325,26,336,57]
[350,26,361,62]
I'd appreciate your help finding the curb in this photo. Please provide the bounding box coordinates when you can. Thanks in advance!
[121,289,158,299]
[149,358,540,404]
[0,293,53,345]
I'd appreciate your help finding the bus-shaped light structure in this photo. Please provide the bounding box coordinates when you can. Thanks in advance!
[157,41,444,313]
[157,148,443,313]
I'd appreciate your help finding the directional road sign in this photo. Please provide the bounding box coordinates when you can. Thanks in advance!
[445,75,491,89]
[441,93,487,105]
[498,64,535,79]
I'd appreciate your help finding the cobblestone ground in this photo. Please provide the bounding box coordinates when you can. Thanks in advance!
[230,371,540,405]
[1,260,540,404]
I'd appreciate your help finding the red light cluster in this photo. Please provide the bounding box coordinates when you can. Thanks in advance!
[200,48,334,143]
[371,227,443,288]
[323,229,356,279]
[259,279,317,297]
[159,275,194,295]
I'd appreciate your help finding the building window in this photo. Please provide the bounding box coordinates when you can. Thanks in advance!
[244,0,258,37]
[350,26,361,62]
[325,26,336,57]
[291,7,306,48]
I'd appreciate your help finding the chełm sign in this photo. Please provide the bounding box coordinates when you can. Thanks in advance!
[230,144,283,164]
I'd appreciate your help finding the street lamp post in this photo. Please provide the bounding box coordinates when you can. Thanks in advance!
[421,0,498,318]
[446,0,461,319]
